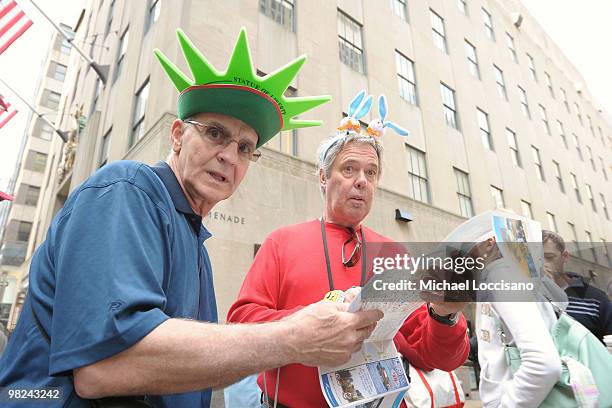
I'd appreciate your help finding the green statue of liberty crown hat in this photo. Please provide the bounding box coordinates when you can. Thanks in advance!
[154,28,331,148]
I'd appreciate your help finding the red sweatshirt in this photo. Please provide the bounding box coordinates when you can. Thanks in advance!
[227,220,469,407]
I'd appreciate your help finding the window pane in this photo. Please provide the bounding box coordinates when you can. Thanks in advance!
[521,200,533,219]
[17,222,32,242]
[33,152,47,172]
[396,52,417,105]
[24,185,40,206]
[338,11,364,73]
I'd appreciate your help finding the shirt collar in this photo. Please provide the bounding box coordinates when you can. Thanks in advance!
[151,161,203,235]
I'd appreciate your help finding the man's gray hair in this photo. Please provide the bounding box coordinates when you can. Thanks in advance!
[316,133,383,194]
[542,229,566,252]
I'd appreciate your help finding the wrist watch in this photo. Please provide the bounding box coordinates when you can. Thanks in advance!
[427,303,459,326]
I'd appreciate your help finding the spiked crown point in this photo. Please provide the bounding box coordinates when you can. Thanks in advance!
[154,27,331,147]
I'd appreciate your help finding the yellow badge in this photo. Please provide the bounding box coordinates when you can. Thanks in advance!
[323,290,346,303]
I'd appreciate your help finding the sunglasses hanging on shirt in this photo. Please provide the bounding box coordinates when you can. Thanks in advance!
[320,218,367,291]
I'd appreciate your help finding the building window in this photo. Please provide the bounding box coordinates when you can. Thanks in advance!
[266,86,298,156]
[24,185,40,206]
[601,193,609,220]
[390,0,407,21]
[546,212,558,232]
[17,221,32,242]
[99,127,111,167]
[506,32,517,62]
[477,108,492,150]
[572,133,583,160]
[51,63,67,81]
[130,78,150,145]
[145,0,161,33]
[527,53,536,81]
[406,145,430,204]
[89,79,102,118]
[260,0,295,31]
[276,128,298,156]
[43,90,61,110]
[570,173,581,203]
[114,27,129,83]
[586,184,596,212]
[600,157,608,180]
[267,125,298,156]
[34,152,47,172]
[36,120,53,141]
[493,65,507,100]
[557,120,568,148]
[441,83,458,129]
[430,9,447,53]
[465,40,479,79]
[531,146,544,181]
[601,238,611,267]
[552,160,564,193]
[506,128,520,167]
[586,115,595,137]
[567,222,578,246]
[585,231,597,262]
[538,104,550,135]
[518,86,530,118]
[454,168,474,218]
[105,0,116,37]
[490,185,504,209]
[338,11,364,74]
[482,8,494,40]
[573,102,582,126]
[396,51,417,105]
[586,146,595,171]
[457,0,467,14]
[520,200,533,219]
[560,88,569,112]
[60,37,71,54]
[544,72,554,98]
[25,151,48,173]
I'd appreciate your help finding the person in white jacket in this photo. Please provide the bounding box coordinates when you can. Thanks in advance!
[473,237,563,407]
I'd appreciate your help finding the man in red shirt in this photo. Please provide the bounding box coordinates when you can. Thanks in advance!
[228,128,470,407]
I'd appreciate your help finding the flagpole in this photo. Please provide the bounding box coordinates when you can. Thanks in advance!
[27,0,108,85]
[0,76,68,142]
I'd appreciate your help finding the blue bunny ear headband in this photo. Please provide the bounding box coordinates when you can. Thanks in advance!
[336,90,409,138]
[320,90,409,163]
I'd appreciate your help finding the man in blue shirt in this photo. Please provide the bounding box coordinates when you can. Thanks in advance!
[0,28,383,407]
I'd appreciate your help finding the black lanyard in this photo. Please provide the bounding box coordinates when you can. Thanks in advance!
[320,218,367,291]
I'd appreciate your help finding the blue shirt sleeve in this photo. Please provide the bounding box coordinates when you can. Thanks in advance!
[47,180,172,376]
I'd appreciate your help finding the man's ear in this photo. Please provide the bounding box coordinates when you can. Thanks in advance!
[561,250,570,263]
[319,169,326,191]
[170,119,184,152]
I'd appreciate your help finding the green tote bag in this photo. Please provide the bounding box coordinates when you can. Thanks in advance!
[504,313,612,407]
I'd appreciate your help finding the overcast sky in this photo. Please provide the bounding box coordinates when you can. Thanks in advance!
[1,0,611,193]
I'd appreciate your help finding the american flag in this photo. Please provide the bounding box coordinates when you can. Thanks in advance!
[0,190,14,201]
[0,94,18,129]
[0,0,33,55]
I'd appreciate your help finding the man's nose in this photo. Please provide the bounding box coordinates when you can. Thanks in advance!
[354,171,367,189]
[217,140,240,165]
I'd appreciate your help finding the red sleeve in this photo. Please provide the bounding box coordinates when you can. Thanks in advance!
[393,304,469,372]
[227,234,304,323]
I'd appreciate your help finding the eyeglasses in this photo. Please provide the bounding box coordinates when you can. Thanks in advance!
[184,119,262,162]
[342,228,362,267]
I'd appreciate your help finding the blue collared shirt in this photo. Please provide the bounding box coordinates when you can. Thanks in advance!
[0,161,218,407]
